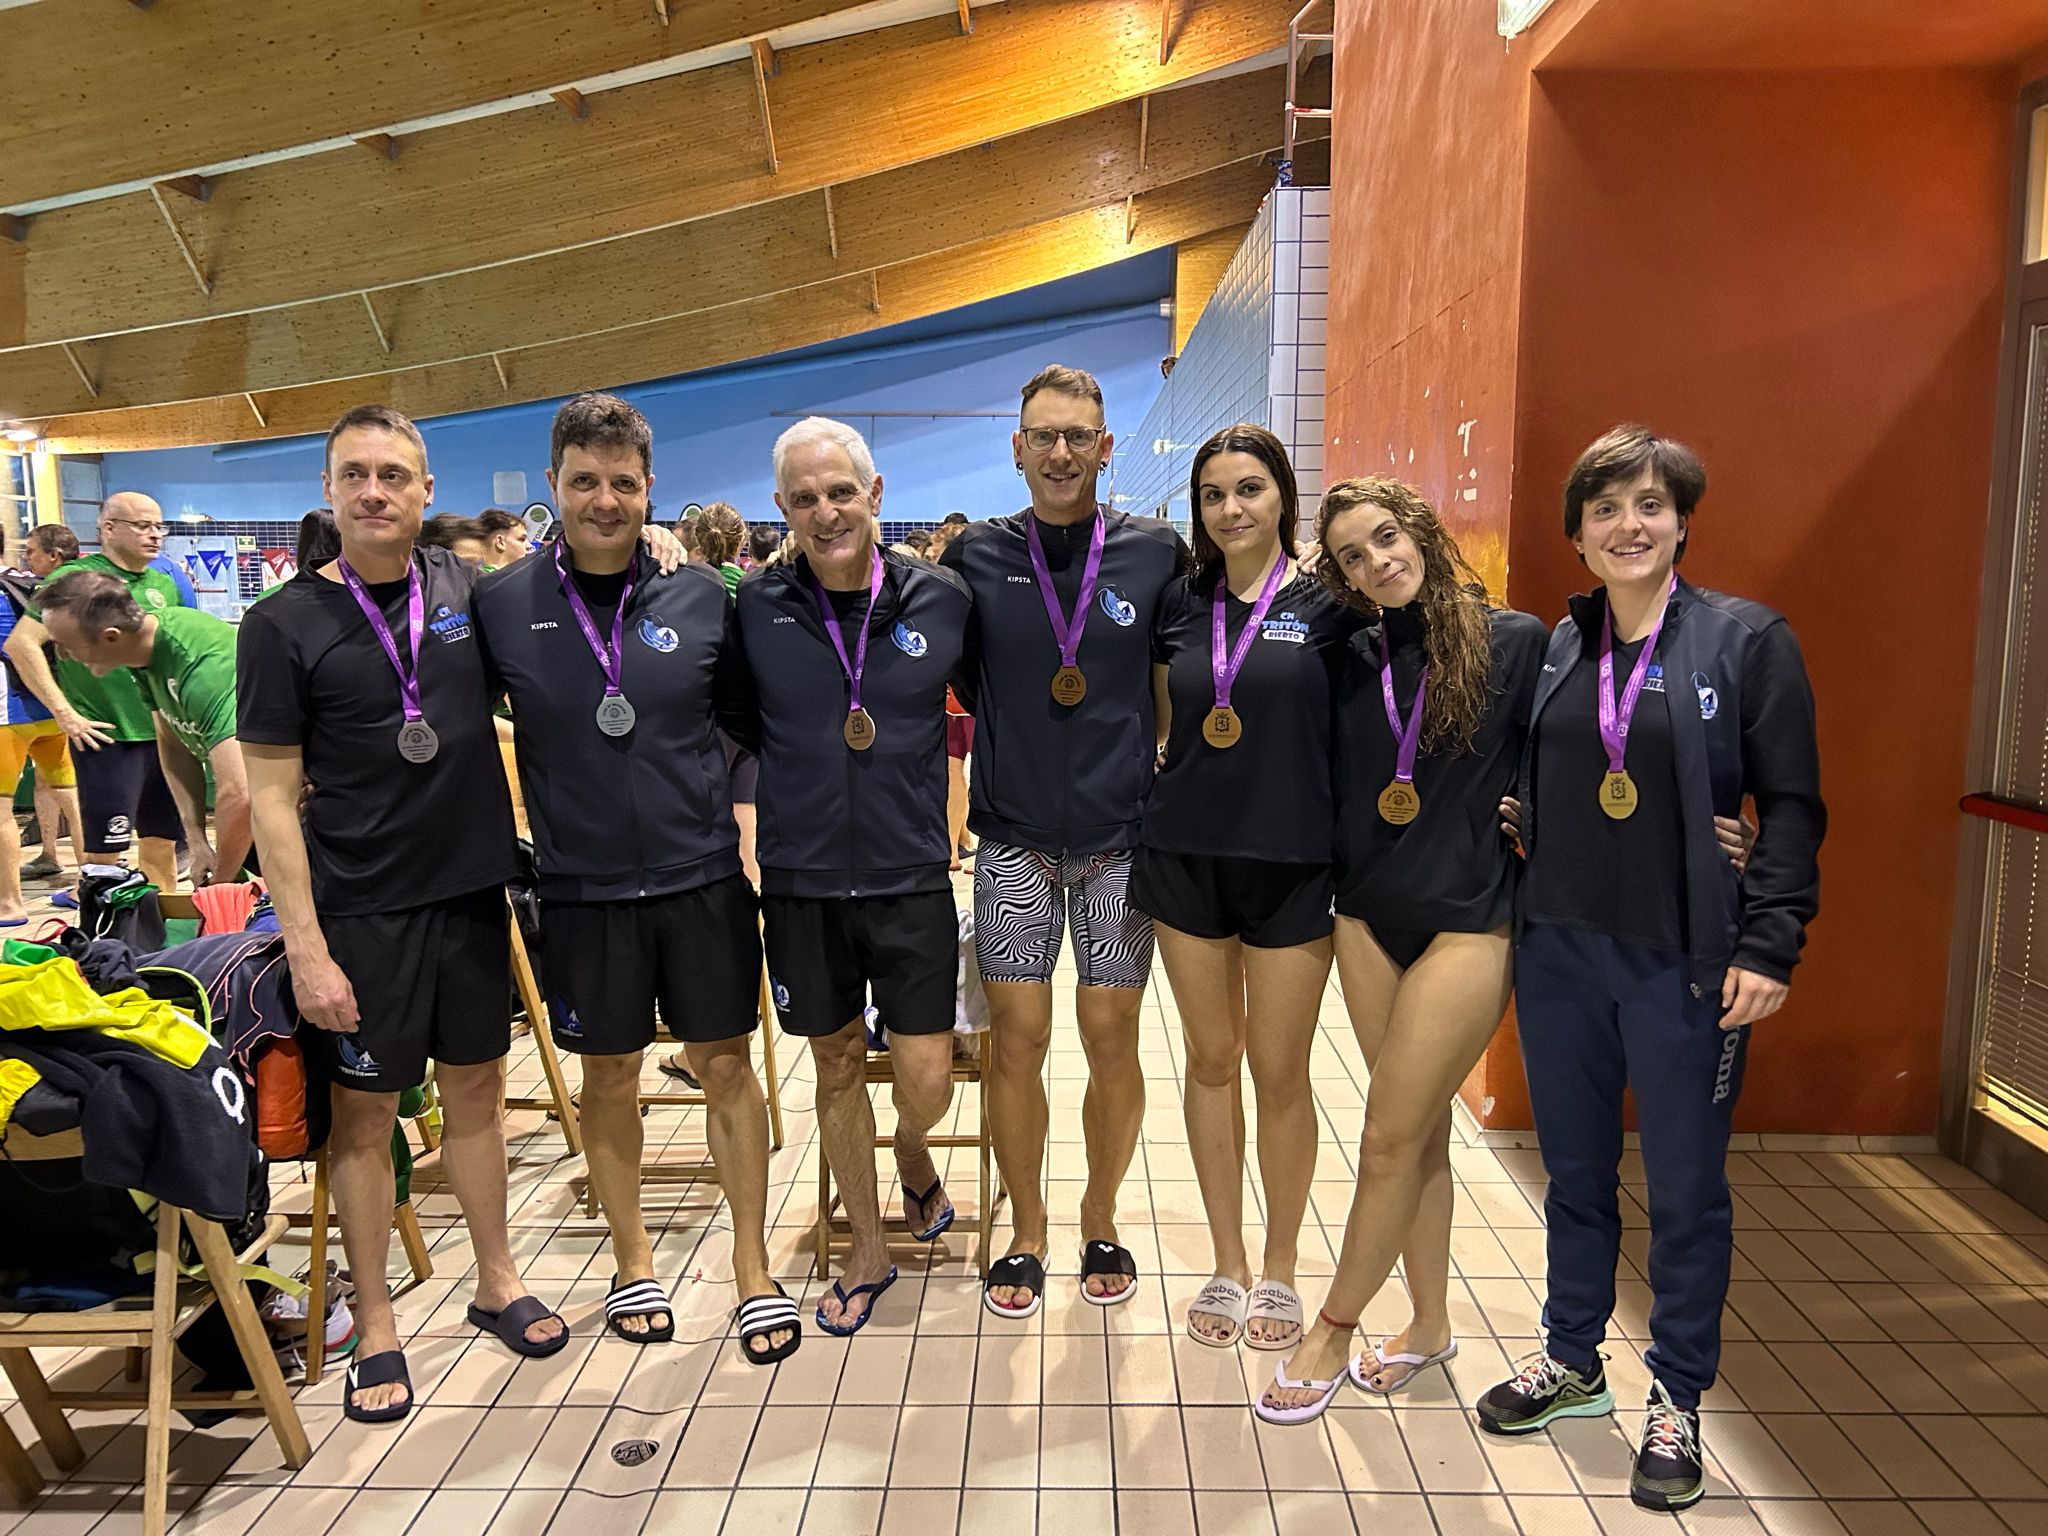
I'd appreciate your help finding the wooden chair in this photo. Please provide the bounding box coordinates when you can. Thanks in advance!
[502,915,583,1155]
[815,1031,1002,1278]
[0,1127,310,1536]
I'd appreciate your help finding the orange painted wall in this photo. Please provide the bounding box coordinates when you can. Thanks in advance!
[1503,69,2011,1134]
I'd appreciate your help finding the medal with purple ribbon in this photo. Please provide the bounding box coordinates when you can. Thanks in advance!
[1596,573,1678,820]
[812,549,883,751]
[555,542,639,737]
[1375,623,1429,824]
[338,556,437,763]
[1025,513,1106,706]
[1202,554,1289,750]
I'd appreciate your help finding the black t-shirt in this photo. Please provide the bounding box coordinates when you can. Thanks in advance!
[1522,629,1687,950]
[1139,569,1357,863]
[1333,605,1547,933]
[569,565,630,616]
[1028,514,1093,612]
[237,547,518,917]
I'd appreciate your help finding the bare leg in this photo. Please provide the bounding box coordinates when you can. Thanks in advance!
[435,1058,564,1348]
[734,803,759,888]
[136,835,176,892]
[0,797,25,921]
[327,1086,405,1414]
[810,1019,888,1328]
[1075,981,1145,1298]
[1242,937,1333,1347]
[984,980,1053,1309]
[1264,924,1512,1412]
[946,759,969,870]
[685,1036,786,1351]
[579,1052,664,1336]
[888,1028,959,1240]
[1155,924,1249,1338]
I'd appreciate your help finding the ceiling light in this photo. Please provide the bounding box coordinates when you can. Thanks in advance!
[2,426,37,443]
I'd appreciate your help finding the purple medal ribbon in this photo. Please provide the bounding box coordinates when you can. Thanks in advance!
[1377,625,1430,786]
[1211,553,1289,709]
[553,541,637,698]
[1024,512,1106,667]
[337,556,425,724]
[1597,573,1678,771]
[810,548,883,712]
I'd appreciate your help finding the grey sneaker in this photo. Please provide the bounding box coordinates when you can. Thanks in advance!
[1476,1349,1614,1435]
[19,854,61,881]
[1631,1380,1704,1512]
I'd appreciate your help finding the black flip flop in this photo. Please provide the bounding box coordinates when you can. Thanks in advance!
[604,1275,675,1344]
[656,1054,702,1090]
[902,1176,955,1242]
[736,1284,802,1366]
[983,1253,1045,1321]
[1079,1240,1139,1307]
[467,1294,571,1358]
[342,1348,413,1424]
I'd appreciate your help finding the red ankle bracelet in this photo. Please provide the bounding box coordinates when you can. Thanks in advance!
[1319,1309,1358,1332]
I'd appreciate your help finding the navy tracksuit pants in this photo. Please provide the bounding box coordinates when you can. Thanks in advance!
[1514,920,1749,1410]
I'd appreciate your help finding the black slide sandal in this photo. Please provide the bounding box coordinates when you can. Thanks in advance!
[605,1276,675,1344]
[983,1253,1046,1321]
[342,1349,413,1424]
[467,1294,571,1358]
[736,1285,802,1365]
[1080,1240,1139,1307]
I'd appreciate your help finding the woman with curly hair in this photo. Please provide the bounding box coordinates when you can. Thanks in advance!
[1256,475,1546,1425]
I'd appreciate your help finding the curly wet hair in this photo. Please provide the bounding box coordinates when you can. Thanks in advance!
[1314,475,1498,754]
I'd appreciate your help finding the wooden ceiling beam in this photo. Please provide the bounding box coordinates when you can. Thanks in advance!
[146,185,212,296]
[1,1,856,208]
[551,88,590,122]
[30,166,1273,454]
[4,0,1303,347]
[0,69,1322,418]
[354,133,400,162]
[750,40,780,175]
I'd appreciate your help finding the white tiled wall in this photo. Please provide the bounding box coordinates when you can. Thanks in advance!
[1110,187,1329,534]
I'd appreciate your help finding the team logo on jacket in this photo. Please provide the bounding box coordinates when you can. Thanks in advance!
[428,603,472,643]
[334,1036,381,1078]
[770,975,792,1012]
[1260,611,1309,645]
[639,617,679,654]
[1642,663,1666,694]
[1692,670,1719,720]
[1097,586,1137,627]
[891,621,927,658]
[167,677,182,702]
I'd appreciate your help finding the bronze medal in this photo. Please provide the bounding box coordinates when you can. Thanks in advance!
[844,708,877,751]
[1050,665,1087,707]
[1599,769,1638,820]
[1201,706,1241,749]
[1377,781,1421,825]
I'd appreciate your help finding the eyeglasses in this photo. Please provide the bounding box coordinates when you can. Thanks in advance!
[1021,426,1104,454]
[106,519,165,535]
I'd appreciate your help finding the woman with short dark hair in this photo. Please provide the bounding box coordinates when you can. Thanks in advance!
[1475,425,1824,1513]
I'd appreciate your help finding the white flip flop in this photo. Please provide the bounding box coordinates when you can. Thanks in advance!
[1254,1357,1345,1426]
[1347,1337,1459,1395]
[1185,1276,1249,1348]
[1244,1280,1305,1352]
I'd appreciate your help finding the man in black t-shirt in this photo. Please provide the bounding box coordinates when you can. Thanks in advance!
[237,405,566,1423]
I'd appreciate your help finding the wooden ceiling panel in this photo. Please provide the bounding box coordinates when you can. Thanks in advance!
[0,1,858,209]
[0,69,1318,419]
[34,162,1276,455]
[3,0,1298,345]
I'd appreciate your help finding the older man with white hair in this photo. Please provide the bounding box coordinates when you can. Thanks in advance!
[730,416,973,1335]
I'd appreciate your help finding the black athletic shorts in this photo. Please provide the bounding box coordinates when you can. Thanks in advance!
[74,740,182,852]
[318,884,512,1093]
[1129,848,1334,948]
[760,889,957,1039]
[539,874,761,1054]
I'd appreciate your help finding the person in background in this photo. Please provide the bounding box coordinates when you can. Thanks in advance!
[2,527,84,889]
[419,513,490,566]
[475,508,532,569]
[296,509,342,573]
[902,529,932,558]
[37,571,253,887]
[923,520,976,871]
[696,503,749,598]
[676,512,702,564]
[4,495,194,895]
[744,525,781,570]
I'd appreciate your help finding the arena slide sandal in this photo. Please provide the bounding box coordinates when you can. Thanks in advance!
[341,1349,413,1424]
[815,1266,898,1337]
[467,1294,571,1358]
[982,1253,1046,1321]
[1079,1239,1139,1306]
[736,1285,802,1365]
[902,1176,955,1242]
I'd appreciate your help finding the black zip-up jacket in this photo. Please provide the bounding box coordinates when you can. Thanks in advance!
[939,508,1187,854]
[730,548,971,899]
[1516,578,1826,990]
[475,557,748,902]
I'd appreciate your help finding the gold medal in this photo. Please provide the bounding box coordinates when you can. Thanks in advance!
[1050,665,1087,707]
[1202,706,1241,749]
[844,708,877,751]
[1599,769,1638,820]
[1377,781,1420,825]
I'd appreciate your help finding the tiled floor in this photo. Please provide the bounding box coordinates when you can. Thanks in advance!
[6,872,2048,1535]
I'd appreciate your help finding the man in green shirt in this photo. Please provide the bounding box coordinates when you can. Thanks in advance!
[2,494,192,890]
[35,570,250,886]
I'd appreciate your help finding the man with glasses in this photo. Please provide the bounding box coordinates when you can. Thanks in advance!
[938,365,1188,1320]
[3,494,196,892]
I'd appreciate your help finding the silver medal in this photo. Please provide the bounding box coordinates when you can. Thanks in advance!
[595,694,637,737]
[396,719,440,763]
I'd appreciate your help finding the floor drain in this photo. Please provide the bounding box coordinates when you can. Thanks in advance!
[611,1439,659,1467]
